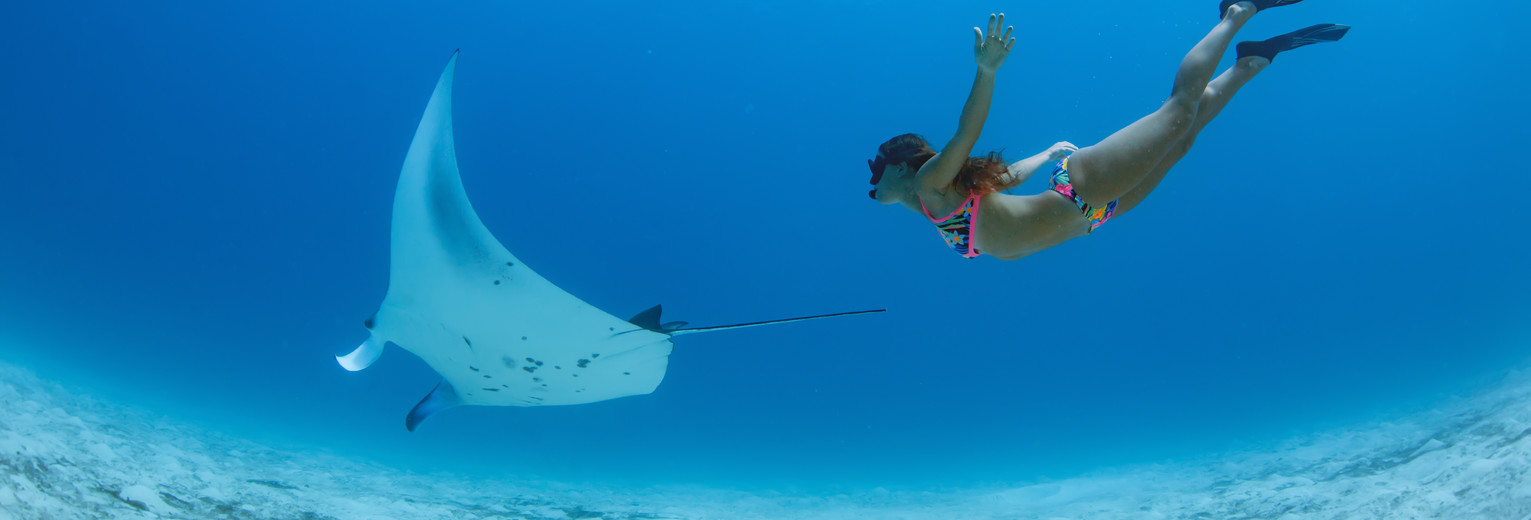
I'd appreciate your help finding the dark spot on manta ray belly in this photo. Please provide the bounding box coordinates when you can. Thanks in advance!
[463,336,473,348]
[469,366,479,372]
[532,377,541,382]
[624,372,631,375]
[525,357,535,363]
[521,336,528,341]
[523,366,537,373]
[572,374,578,378]
[577,359,590,368]
[493,280,501,285]
[364,315,375,329]
[482,388,499,392]
[483,375,492,379]
[506,261,515,267]
[554,365,561,370]
[591,353,600,358]
[534,361,543,367]
[502,356,516,368]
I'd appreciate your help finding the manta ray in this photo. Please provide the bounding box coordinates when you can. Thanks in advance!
[335,51,883,431]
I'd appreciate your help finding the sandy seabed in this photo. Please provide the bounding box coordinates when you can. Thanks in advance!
[2,358,1529,520]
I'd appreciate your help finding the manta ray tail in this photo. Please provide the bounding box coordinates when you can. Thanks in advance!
[406,381,462,432]
[667,309,885,336]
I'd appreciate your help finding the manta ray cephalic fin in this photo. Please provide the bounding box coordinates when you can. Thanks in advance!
[406,381,462,432]
[336,336,386,372]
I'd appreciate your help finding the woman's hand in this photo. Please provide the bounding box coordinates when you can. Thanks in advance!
[973,13,1015,73]
[1046,141,1078,161]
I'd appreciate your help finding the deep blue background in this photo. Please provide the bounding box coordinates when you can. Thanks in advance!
[1,0,1526,491]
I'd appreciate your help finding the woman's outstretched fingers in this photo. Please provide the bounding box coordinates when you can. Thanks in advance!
[975,13,1015,70]
[1049,141,1079,160]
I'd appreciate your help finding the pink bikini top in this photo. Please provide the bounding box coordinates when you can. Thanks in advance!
[918,192,982,259]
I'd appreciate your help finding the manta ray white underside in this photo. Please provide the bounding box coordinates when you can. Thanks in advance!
[335,52,882,431]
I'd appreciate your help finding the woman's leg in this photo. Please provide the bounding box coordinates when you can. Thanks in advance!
[1113,56,1268,216]
[1065,3,1256,207]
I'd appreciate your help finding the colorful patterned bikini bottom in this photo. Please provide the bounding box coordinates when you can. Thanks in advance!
[1049,157,1118,233]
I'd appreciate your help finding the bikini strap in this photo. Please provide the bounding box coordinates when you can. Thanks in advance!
[917,196,938,221]
[917,192,979,224]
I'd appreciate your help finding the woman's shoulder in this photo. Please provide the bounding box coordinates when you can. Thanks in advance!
[912,184,973,216]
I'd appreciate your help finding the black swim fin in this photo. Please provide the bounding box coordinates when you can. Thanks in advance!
[1220,0,1305,19]
[1236,24,1351,62]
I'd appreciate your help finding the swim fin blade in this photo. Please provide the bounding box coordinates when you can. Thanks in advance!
[1220,0,1305,19]
[1236,24,1350,62]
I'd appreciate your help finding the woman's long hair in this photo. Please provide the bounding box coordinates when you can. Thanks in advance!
[878,134,1007,195]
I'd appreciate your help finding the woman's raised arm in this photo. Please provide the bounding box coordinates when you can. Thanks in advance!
[917,13,1015,193]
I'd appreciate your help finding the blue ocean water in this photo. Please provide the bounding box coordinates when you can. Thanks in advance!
[0,0,1526,496]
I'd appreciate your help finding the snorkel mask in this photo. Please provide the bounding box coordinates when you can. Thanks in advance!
[867,155,889,199]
